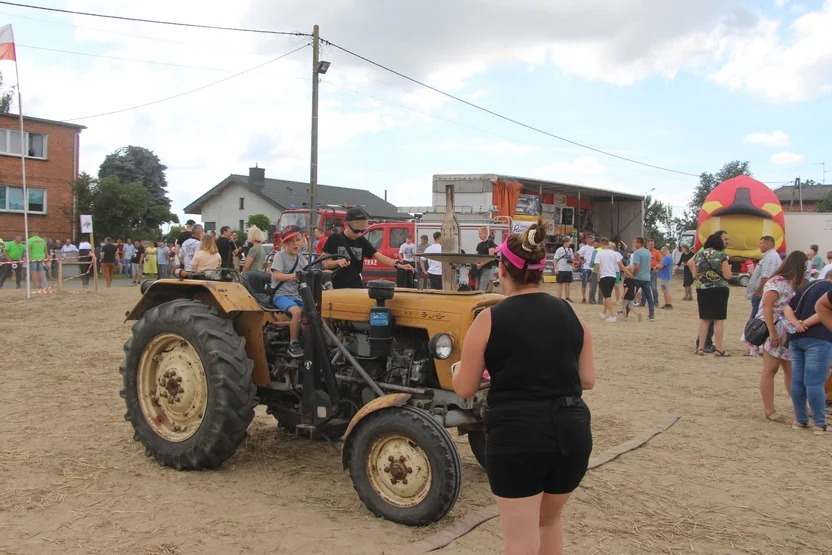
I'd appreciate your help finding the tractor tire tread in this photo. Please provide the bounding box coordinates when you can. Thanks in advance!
[348,405,462,526]
[119,300,256,471]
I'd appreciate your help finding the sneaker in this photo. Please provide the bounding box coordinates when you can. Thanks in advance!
[287,341,304,358]
[648,315,655,321]
[606,316,616,323]
[599,313,608,320]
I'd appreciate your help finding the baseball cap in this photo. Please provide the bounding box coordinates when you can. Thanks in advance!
[345,207,369,221]
[185,219,196,225]
[281,225,303,242]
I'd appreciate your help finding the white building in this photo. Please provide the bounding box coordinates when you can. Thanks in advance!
[183,166,402,232]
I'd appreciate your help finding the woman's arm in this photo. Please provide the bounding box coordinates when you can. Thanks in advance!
[762,289,779,345]
[784,304,807,333]
[689,255,698,279]
[452,308,491,399]
[241,250,254,272]
[722,259,733,280]
[577,316,596,390]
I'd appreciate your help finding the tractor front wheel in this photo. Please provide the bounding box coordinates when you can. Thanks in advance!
[120,300,256,470]
[348,406,462,526]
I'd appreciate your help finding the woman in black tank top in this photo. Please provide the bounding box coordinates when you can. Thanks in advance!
[451,219,596,555]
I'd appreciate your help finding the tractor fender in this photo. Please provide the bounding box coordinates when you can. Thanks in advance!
[341,393,412,469]
[124,279,262,321]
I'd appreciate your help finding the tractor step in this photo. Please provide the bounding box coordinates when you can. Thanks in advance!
[295,419,349,440]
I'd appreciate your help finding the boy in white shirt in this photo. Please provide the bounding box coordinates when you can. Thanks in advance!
[397,235,416,288]
[595,238,632,322]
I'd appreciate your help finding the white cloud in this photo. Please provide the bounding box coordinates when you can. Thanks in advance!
[770,151,806,164]
[744,130,790,147]
[465,89,486,101]
[775,0,790,6]
[708,3,832,102]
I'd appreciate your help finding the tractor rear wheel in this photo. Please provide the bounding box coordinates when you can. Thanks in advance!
[120,300,256,470]
[348,406,462,526]
[467,430,487,471]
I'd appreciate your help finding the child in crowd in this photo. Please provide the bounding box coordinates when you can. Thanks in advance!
[269,225,307,358]
[620,276,642,322]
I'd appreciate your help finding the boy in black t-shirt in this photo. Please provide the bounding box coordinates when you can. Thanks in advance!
[322,208,413,288]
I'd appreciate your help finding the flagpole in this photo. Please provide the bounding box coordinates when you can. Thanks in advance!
[4,25,30,298]
[11,25,29,299]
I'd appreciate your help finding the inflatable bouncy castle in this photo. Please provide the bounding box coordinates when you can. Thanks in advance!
[694,175,786,261]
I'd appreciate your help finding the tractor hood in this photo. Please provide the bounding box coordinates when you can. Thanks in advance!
[320,288,504,322]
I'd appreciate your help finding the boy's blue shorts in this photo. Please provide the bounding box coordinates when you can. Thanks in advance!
[273,296,303,312]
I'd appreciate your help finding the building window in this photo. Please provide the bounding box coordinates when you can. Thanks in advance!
[0,129,47,158]
[203,221,216,232]
[239,197,245,210]
[0,185,47,214]
[239,219,244,231]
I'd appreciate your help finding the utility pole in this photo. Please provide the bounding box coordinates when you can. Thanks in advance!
[308,24,320,264]
[813,162,827,185]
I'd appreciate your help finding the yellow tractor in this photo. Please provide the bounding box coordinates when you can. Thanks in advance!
[120,254,501,526]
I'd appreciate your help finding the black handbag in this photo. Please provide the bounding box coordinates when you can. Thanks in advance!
[744,317,769,346]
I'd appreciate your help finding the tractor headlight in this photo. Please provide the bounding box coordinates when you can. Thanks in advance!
[429,333,454,360]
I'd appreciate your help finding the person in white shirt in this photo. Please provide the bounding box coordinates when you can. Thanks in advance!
[421,231,443,290]
[595,237,632,322]
[179,224,204,272]
[577,235,596,303]
[397,235,417,288]
[554,237,575,302]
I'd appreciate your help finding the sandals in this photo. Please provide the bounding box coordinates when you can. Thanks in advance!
[792,421,810,430]
[764,411,788,423]
[713,350,731,357]
[695,349,705,356]
[814,425,832,435]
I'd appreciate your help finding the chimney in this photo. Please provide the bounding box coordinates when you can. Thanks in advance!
[249,164,266,189]
[384,189,387,201]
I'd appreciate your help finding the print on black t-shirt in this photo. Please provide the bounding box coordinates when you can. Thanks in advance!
[131,245,145,264]
[323,232,378,288]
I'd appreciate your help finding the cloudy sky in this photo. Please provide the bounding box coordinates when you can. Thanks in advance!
[4,0,831,223]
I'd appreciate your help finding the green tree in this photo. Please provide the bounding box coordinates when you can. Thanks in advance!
[643,195,673,247]
[164,226,183,244]
[98,146,179,229]
[91,177,149,239]
[677,160,752,230]
[0,70,14,113]
[246,213,271,231]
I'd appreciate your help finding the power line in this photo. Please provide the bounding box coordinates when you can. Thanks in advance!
[322,39,701,178]
[18,43,309,76]
[0,10,304,60]
[0,1,308,37]
[62,43,309,122]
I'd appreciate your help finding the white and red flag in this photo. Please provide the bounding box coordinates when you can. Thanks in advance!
[0,24,15,61]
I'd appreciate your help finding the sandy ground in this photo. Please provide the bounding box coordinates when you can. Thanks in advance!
[0,278,830,555]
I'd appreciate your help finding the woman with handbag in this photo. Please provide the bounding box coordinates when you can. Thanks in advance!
[691,233,733,356]
[744,251,808,423]
[783,273,832,434]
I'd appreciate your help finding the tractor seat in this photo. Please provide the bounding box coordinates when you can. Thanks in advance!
[241,271,283,312]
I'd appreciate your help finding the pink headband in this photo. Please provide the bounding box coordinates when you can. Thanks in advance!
[495,240,546,271]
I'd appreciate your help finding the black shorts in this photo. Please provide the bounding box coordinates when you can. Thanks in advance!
[696,286,729,320]
[429,273,443,290]
[484,400,592,498]
[486,451,590,498]
[556,271,573,283]
[599,276,616,299]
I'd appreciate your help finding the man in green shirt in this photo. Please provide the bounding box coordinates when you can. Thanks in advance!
[28,232,48,289]
[3,236,25,289]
